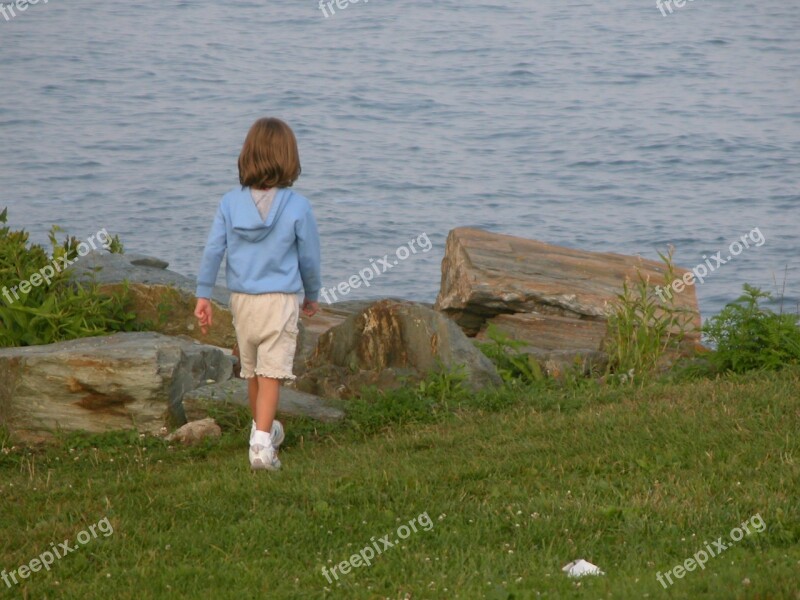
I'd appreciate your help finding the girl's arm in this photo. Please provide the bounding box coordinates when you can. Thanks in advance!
[194,201,227,334]
[196,201,227,299]
[295,206,321,304]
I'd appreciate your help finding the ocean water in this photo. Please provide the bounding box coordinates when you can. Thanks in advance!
[1,0,798,319]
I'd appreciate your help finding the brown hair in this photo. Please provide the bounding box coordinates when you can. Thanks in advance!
[238,117,301,189]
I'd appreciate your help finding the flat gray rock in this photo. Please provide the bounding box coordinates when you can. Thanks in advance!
[182,379,344,422]
[71,251,230,306]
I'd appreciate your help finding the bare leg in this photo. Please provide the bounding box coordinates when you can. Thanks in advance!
[248,377,258,421]
[255,376,280,433]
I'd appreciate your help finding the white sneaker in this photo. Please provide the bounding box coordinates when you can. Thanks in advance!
[249,444,281,471]
[271,420,284,449]
[249,430,281,471]
[250,420,284,449]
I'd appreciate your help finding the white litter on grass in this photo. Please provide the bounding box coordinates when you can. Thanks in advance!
[562,559,604,577]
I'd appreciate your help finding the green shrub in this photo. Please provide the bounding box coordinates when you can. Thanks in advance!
[0,208,140,347]
[702,284,800,373]
[605,247,696,381]
[474,324,546,386]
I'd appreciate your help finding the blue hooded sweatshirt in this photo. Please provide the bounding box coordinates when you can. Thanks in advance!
[195,187,321,302]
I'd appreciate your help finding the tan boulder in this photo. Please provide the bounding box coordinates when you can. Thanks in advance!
[294,301,371,377]
[297,299,501,399]
[481,312,608,353]
[476,313,611,377]
[435,227,702,345]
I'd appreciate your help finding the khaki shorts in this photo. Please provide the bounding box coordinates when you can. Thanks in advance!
[229,292,300,380]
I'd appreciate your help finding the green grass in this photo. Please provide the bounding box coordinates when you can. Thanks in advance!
[1,370,799,599]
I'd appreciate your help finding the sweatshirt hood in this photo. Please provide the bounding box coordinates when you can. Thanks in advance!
[230,188,291,243]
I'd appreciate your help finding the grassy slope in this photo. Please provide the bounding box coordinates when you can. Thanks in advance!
[1,370,799,600]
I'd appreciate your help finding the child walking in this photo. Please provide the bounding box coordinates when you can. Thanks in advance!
[194,117,321,471]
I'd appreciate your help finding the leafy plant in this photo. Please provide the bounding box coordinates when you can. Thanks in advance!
[0,209,140,347]
[702,284,800,373]
[414,364,470,407]
[474,324,545,385]
[605,247,697,381]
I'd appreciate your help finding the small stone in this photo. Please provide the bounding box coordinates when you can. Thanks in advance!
[165,418,221,445]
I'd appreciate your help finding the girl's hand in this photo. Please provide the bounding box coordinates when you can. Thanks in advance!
[194,298,213,334]
[302,298,319,317]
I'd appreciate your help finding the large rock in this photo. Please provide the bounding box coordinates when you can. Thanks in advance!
[477,313,610,377]
[295,300,398,377]
[482,313,609,353]
[435,228,702,349]
[71,252,236,348]
[296,299,501,399]
[0,332,233,440]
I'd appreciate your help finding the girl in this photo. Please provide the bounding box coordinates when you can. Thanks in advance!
[194,117,321,471]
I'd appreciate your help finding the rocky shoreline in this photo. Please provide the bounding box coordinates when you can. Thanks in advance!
[0,227,701,442]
